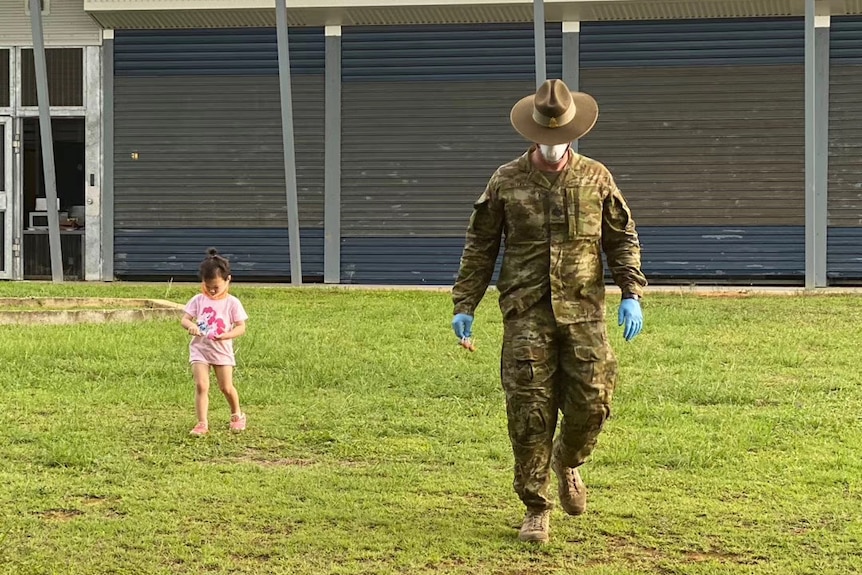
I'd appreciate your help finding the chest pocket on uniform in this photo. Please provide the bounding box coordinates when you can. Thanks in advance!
[503,185,548,242]
[566,184,603,238]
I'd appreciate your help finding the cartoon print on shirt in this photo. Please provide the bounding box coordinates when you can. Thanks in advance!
[199,306,228,340]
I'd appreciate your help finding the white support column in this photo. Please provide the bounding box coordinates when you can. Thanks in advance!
[533,0,546,87]
[9,50,22,280]
[11,117,23,281]
[805,0,830,288]
[324,25,341,284]
[101,29,114,281]
[562,21,580,152]
[84,45,103,281]
[275,0,302,284]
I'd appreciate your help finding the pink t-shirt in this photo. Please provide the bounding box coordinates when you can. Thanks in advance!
[184,293,249,366]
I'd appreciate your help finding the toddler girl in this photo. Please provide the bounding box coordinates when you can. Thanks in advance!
[180,248,249,436]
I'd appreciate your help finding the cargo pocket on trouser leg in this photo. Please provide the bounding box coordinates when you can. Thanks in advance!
[554,324,618,468]
[504,344,554,448]
[501,341,558,510]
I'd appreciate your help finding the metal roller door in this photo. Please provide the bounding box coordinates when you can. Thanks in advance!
[580,18,805,282]
[340,23,561,284]
[828,17,862,282]
[113,28,325,280]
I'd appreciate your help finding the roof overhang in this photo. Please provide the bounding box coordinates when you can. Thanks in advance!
[83,0,861,30]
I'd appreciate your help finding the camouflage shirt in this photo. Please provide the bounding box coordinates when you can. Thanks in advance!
[452,147,647,324]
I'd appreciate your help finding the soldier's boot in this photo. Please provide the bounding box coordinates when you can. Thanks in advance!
[552,457,587,516]
[518,509,551,543]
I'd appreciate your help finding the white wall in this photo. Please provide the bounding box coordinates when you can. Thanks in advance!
[0,0,103,46]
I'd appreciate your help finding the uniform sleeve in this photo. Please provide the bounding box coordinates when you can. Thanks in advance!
[600,173,648,298]
[451,179,505,316]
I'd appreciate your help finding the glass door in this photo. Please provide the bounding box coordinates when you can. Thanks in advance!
[0,117,11,279]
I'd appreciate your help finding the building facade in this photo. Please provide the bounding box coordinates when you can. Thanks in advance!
[1,0,861,285]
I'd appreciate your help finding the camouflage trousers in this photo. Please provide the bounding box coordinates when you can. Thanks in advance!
[501,294,618,511]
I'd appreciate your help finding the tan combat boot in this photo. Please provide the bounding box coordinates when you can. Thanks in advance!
[552,458,587,516]
[518,509,551,543]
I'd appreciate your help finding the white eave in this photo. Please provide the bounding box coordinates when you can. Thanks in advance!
[83,0,861,29]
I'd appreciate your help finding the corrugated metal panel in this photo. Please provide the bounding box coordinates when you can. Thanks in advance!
[114,75,324,228]
[832,16,862,62]
[88,0,862,29]
[341,20,807,284]
[828,17,862,280]
[583,1,798,21]
[113,28,325,280]
[339,4,534,25]
[340,25,560,283]
[88,9,282,30]
[85,4,528,30]
[0,0,103,46]
[114,228,324,279]
[339,226,804,285]
[576,19,804,283]
[581,18,803,67]
[343,24,561,81]
[115,28,324,76]
[580,65,804,226]
[828,19,862,230]
[341,80,538,237]
[827,228,862,281]
[340,237,496,285]
[85,4,533,29]
[841,0,862,15]
[639,226,803,279]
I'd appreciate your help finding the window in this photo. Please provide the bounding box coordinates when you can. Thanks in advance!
[0,123,6,192]
[21,48,83,107]
[0,50,9,107]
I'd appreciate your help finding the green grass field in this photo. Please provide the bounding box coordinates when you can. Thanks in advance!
[0,282,860,574]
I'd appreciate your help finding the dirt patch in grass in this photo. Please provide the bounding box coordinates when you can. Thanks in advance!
[684,549,749,563]
[696,291,755,298]
[238,455,317,468]
[587,536,754,568]
[220,448,317,468]
[80,495,107,506]
[606,535,666,560]
[36,509,84,521]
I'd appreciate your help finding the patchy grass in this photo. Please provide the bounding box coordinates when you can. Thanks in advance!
[0,281,860,574]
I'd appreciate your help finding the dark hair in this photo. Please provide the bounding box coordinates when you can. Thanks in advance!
[199,248,231,281]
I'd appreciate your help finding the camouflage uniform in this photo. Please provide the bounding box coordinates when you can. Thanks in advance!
[452,147,647,511]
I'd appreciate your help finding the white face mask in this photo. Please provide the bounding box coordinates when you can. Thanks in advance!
[538,143,570,163]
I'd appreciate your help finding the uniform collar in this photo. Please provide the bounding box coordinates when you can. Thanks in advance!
[519,145,583,189]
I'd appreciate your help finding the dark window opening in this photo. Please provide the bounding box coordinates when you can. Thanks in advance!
[0,122,6,193]
[22,48,83,107]
[0,121,5,272]
[23,118,85,227]
[22,117,86,280]
[0,49,9,108]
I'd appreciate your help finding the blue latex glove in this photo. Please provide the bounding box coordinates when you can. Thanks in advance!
[618,299,643,342]
[452,313,474,340]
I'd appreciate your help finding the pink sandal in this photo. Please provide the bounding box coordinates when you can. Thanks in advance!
[190,422,209,436]
[229,413,247,432]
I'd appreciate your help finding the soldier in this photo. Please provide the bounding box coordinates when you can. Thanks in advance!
[451,79,647,544]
